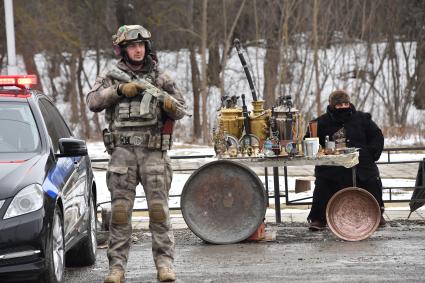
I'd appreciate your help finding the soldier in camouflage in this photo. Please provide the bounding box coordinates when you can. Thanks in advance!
[87,25,187,283]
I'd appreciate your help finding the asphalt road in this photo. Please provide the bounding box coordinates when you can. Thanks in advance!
[64,221,425,283]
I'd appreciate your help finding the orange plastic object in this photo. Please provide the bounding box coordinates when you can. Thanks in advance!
[247,222,265,241]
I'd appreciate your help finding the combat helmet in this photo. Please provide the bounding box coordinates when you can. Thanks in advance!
[112,25,152,56]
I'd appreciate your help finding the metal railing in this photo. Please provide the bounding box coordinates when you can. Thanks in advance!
[378,147,425,203]
[277,147,425,204]
[92,154,215,212]
[264,147,425,222]
[91,148,425,221]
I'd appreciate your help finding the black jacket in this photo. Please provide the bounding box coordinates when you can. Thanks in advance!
[308,104,384,182]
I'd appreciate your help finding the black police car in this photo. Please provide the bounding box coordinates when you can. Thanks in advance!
[0,75,97,282]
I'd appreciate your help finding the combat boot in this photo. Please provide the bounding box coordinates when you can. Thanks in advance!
[104,268,125,283]
[157,267,176,282]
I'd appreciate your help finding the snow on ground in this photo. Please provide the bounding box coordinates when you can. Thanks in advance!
[88,141,424,211]
[90,141,215,210]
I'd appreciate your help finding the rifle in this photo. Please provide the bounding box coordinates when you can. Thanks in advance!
[108,66,192,117]
[234,38,258,102]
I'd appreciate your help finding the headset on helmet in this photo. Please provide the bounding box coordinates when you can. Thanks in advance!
[112,25,153,56]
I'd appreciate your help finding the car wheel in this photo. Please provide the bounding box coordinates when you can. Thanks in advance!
[40,203,64,283]
[66,192,97,266]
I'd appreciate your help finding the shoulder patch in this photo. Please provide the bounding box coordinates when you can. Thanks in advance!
[158,69,172,81]
[156,69,174,90]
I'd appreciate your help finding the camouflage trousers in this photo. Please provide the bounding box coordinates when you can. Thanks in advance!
[106,146,175,271]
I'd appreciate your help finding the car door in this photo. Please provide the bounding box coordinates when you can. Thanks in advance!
[38,98,88,244]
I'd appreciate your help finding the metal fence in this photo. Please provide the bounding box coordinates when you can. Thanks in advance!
[92,147,425,220]
[377,147,425,203]
[92,154,214,211]
[275,147,425,207]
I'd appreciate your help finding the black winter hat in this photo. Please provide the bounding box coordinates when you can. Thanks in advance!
[329,90,350,106]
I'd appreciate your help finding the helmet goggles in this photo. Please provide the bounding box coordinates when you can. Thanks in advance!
[113,25,151,46]
[126,28,150,41]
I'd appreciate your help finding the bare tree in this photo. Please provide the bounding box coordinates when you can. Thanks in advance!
[187,0,202,141]
[218,0,246,98]
[200,0,209,143]
[312,0,321,116]
[7,0,425,141]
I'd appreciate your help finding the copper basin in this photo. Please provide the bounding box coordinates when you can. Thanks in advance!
[326,187,380,241]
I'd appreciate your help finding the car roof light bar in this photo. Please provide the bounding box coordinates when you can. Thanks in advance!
[0,75,37,89]
[0,75,37,98]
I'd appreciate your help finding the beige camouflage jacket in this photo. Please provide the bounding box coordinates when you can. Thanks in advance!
[87,57,186,124]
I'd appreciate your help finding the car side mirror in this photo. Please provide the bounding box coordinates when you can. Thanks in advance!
[56,138,88,157]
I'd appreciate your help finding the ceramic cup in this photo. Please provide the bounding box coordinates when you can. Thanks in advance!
[303,138,320,157]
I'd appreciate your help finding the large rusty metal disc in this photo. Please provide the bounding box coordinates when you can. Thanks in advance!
[181,160,266,244]
[326,187,381,241]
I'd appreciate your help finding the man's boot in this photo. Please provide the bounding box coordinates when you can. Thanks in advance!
[308,220,326,231]
[104,268,125,283]
[379,207,387,227]
[157,267,176,282]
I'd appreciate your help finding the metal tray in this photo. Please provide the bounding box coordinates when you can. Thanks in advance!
[326,187,381,241]
[181,160,267,244]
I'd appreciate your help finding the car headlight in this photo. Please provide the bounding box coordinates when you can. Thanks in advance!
[4,184,44,219]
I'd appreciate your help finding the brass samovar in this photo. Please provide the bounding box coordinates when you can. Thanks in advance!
[249,100,271,145]
[217,107,244,139]
[271,95,304,154]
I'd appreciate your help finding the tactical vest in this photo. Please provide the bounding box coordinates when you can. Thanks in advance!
[111,94,162,128]
[105,71,162,128]
[103,70,169,150]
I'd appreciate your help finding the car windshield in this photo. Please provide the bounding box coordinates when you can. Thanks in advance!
[0,102,41,153]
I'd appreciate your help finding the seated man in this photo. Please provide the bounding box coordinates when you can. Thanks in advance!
[306,90,386,230]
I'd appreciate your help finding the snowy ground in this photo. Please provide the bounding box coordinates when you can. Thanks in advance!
[87,141,424,211]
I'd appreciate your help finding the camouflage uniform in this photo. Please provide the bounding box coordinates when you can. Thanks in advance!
[87,56,186,272]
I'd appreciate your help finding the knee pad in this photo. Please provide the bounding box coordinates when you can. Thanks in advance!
[149,202,166,223]
[111,202,129,225]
